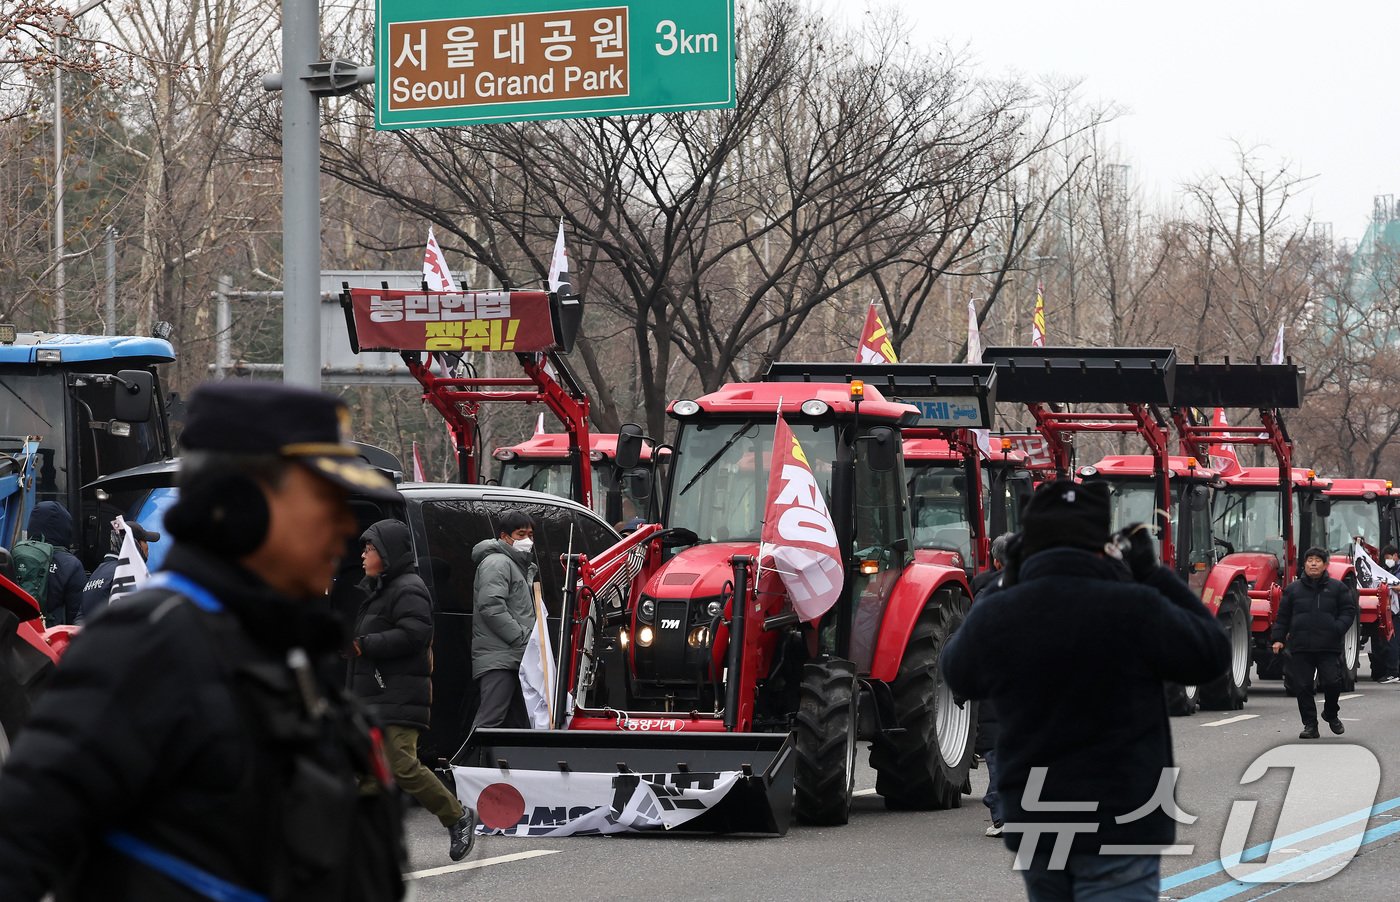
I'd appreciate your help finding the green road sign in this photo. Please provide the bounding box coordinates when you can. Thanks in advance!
[375,0,735,129]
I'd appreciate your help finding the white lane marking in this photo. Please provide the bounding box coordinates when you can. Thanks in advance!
[1202,714,1259,727]
[1340,693,1364,700]
[407,849,560,879]
[854,788,878,796]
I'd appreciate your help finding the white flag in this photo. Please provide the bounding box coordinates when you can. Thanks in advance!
[520,583,558,729]
[965,299,992,454]
[1270,323,1285,364]
[547,219,569,294]
[423,226,457,292]
[1354,540,1400,591]
[108,516,150,603]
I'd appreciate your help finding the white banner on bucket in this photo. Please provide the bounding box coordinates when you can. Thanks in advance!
[452,766,741,837]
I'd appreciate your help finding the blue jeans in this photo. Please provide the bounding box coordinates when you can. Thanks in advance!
[1019,852,1160,902]
[982,748,1004,824]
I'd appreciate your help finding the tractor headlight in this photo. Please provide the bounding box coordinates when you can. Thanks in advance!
[706,599,723,617]
[637,625,655,647]
[672,399,701,417]
[799,399,830,417]
[493,449,516,461]
[639,598,656,621]
[687,626,711,648]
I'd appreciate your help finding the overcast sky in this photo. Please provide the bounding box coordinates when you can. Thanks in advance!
[833,1,1395,245]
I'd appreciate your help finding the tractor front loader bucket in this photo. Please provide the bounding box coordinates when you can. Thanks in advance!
[982,347,1176,405]
[454,728,796,835]
[1173,360,1304,410]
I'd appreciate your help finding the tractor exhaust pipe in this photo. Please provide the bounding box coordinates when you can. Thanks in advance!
[724,555,751,732]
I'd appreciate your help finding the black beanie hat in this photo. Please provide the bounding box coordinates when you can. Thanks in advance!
[1303,546,1329,564]
[1021,478,1111,558]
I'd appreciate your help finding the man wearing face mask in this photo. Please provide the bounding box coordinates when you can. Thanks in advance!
[1382,546,1400,684]
[471,511,537,729]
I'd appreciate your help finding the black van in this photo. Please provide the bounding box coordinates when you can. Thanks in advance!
[88,464,621,764]
[344,483,619,761]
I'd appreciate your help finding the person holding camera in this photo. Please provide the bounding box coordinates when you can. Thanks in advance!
[1273,546,1357,738]
[941,479,1230,901]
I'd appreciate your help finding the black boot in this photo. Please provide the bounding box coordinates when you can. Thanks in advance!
[1299,724,1319,739]
[449,809,477,861]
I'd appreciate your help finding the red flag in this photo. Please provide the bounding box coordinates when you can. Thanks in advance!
[856,302,898,364]
[759,416,845,622]
[412,441,427,482]
[1031,283,1047,347]
[1209,408,1241,476]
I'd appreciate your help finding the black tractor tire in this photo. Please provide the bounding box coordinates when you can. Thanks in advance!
[1201,597,1250,710]
[1164,682,1199,716]
[870,594,975,811]
[792,657,857,826]
[1341,617,1360,692]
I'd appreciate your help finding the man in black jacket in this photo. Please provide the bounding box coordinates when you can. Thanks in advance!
[1273,546,1357,738]
[0,382,408,902]
[25,500,86,625]
[942,480,1230,901]
[352,518,475,861]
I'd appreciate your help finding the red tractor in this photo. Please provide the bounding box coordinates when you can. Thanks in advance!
[493,431,665,528]
[1318,478,1396,684]
[458,363,999,831]
[0,572,61,759]
[981,347,1252,714]
[1162,360,1306,710]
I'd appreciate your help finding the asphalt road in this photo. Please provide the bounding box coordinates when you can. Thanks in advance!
[400,676,1400,901]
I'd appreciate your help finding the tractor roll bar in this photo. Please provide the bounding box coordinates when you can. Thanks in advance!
[981,347,1176,405]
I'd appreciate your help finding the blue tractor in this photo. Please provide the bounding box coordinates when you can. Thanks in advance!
[0,327,175,568]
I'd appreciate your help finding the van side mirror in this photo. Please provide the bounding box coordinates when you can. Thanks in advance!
[865,426,898,473]
[615,423,645,469]
[114,370,155,423]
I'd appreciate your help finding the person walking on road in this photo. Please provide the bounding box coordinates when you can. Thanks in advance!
[1274,546,1358,738]
[0,382,409,901]
[351,518,476,861]
[941,479,1230,901]
[972,533,1012,838]
[471,510,538,729]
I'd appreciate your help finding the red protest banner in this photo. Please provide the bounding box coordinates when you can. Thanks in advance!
[346,288,558,353]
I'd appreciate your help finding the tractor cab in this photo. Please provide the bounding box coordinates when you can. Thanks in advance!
[1081,456,1223,589]
[494,432,665,527]
[1321,479,1394,557]
[903,436,1033,573]
[0,330,174,563]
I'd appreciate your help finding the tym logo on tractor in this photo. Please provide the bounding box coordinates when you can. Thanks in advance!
[456,363,999,832]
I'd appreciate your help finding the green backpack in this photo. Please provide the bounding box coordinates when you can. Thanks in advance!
[12,538,55,611]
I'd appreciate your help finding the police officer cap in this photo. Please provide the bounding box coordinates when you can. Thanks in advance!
[1021,478,1111,558]
[180,381,400,500]
[127,521,160,543]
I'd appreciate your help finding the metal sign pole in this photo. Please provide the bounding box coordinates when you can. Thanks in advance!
[281,0,321,387]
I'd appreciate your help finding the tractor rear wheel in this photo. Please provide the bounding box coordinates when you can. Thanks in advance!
[1164,682,1199,716]
[1201,597,1250,710]
[792,657,857,826]
[871,595,974,811]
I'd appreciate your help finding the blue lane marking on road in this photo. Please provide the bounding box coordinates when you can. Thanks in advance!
[1178,819,1400,901]
[1160,793,1400,890]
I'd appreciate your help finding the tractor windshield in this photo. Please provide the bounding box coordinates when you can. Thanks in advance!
[1214,487,1286,559]
[1104,479,1166,558]
[908,463,972,559]
[1325,499,1378,554]
[0,370,69,501]
[499,460,576,499]
[669,419,835,543]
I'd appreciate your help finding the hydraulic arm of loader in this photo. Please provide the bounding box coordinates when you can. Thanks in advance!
[983,347,1178,558]
[1170,359,1304,570]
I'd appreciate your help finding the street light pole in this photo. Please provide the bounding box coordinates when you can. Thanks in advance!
[51,0,109,333]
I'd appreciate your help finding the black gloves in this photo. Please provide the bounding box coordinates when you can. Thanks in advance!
[1113,522,1158,582]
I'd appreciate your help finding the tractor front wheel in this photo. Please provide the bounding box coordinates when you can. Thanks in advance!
[871,595,974,810]
[792,657,857,826]
[1201,596,1250,710]
[1165,682,1199,716]
[1341,617,1360,692]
